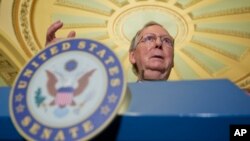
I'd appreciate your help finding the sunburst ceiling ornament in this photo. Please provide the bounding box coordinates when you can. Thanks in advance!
[12,0,250,90]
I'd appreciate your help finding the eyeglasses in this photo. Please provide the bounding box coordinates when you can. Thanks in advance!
[136,33,174,48]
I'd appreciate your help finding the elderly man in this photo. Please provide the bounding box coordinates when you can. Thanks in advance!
[129,22,174,81]
[46,21,174,81]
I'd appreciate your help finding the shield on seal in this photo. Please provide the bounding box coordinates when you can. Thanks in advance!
[55,87,74,107]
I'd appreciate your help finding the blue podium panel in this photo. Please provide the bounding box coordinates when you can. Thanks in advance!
[1,79,250,141]
[126,79,250,115]
[115,79,250,141]
[117,115,250,141]
[0,87,23,140]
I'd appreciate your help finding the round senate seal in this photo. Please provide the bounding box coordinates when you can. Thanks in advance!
[9,38,126,140]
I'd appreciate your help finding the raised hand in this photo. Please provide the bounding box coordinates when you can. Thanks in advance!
[45,20,76,46]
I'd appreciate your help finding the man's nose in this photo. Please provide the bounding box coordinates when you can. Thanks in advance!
[155,37,163,48]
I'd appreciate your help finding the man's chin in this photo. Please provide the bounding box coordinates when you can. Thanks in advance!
[143,69,171,81]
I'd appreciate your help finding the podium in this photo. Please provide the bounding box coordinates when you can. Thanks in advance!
[1,79,250,140]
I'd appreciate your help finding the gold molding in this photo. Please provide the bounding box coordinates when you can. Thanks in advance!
[63,22,108,29]
[109,0,129,7]
[190,7,250,19]
[192,39,241,61]
[0,30,28,85]
[13,0,39,57]
[237,73,250,90]
[195,27,250,39]
[54,0,114,16]
[175,0,202,9]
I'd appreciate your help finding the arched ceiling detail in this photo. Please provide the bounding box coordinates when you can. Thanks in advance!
[0,0,249,89]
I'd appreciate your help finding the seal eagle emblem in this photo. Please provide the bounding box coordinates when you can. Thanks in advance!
[46,68,96,108]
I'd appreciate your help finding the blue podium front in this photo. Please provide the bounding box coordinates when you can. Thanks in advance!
[116,79,250,141]
[1,79,250,140]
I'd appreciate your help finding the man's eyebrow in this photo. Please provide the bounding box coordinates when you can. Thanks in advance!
[163,34,174,40]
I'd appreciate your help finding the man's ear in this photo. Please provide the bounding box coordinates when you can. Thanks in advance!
[129,51,136,64]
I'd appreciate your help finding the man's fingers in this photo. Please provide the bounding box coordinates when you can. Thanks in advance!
[45,21,76,47]
[46,20,63,39]
[49,20,63,33]
[67,31,76,38]
[45,20,64,46]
